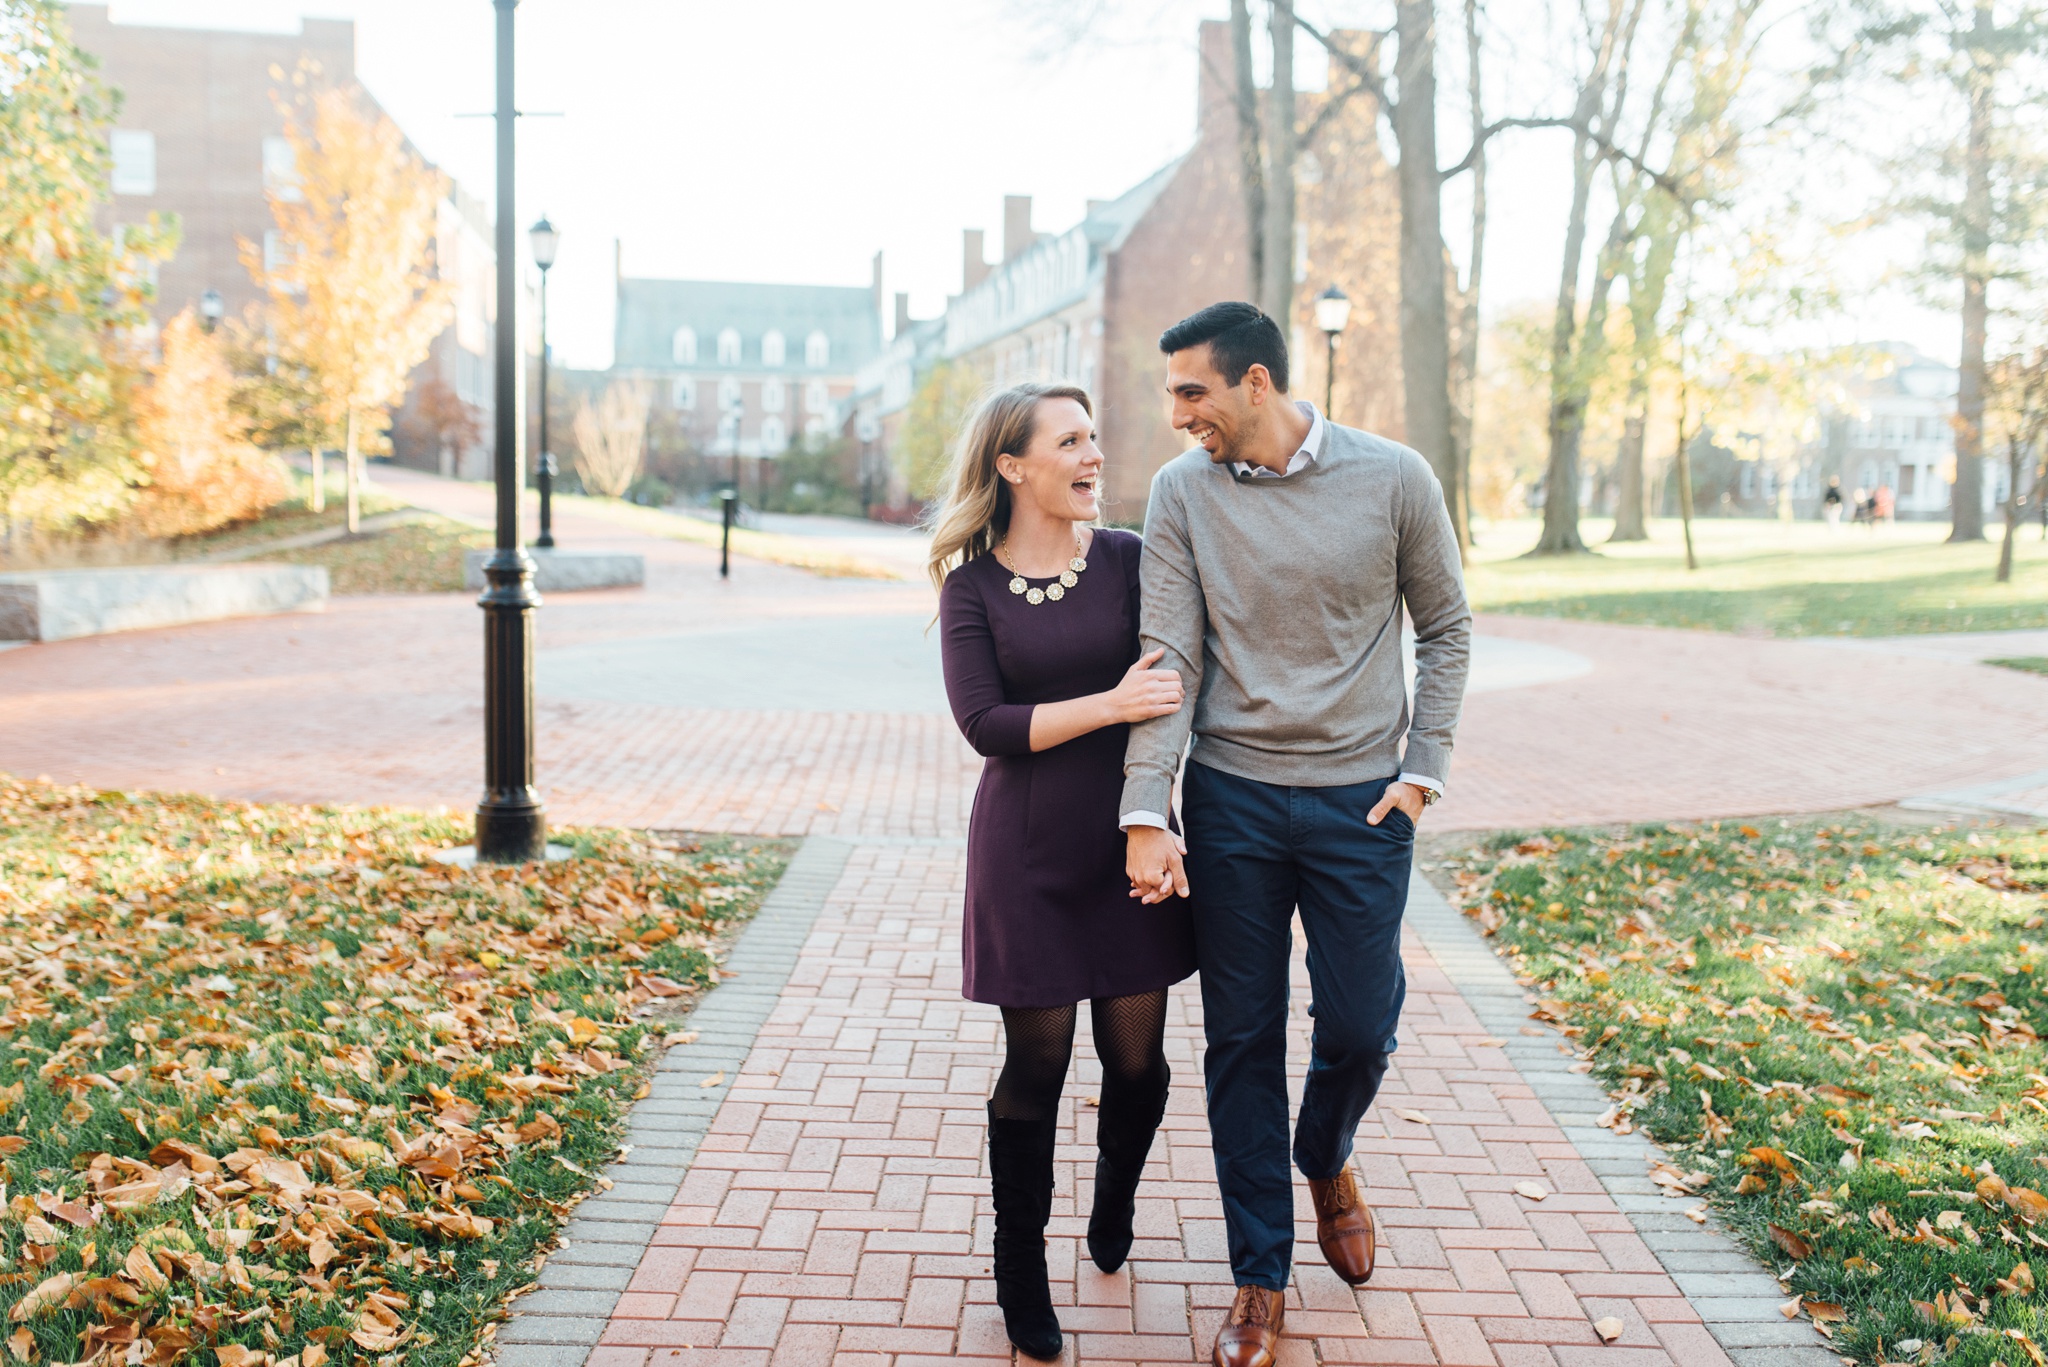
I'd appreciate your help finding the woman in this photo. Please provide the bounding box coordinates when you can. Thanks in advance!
[932,383,1196,1361]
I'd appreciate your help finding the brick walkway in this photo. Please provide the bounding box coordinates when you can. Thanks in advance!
[505,842,1809,1367]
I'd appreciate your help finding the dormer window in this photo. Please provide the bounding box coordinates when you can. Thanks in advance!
[717,328,742,365]
[761,330,786,366]
[672,326,697,365]
[804,330,830,367]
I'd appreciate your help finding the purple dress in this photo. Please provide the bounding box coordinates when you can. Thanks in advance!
[939,528,1197,1008]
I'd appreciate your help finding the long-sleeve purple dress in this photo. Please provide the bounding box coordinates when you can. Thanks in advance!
[938,527,1197,1008]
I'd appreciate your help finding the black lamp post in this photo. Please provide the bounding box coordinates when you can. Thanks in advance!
[529,214,559,549]
[199,288,225,333]
[1315,283,1351,423]
[475,0,545,864]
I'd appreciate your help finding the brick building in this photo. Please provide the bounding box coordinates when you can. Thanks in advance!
[69,4,498,477]
[853,20,1401,523]
[610,255,884,483]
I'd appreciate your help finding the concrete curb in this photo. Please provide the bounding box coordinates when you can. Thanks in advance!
[1403,870,1841,1367]
[493,835,854,1367]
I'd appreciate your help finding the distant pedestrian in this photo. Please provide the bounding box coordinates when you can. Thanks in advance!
[1822,476,1844,528]
[1852,486,1873,527]
[1875,483,1895,525]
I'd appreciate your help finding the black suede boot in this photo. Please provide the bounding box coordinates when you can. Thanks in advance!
[987,1110,1063,1361]
[1086,1062,1170,1273]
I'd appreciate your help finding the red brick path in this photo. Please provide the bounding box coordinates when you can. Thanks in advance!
[585,844,1732,1367]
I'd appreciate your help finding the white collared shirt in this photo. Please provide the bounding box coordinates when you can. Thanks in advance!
[1231,399,1325,479]
[1123,401,1443,830]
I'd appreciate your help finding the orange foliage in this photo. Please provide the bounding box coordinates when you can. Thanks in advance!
[129,310,287,538]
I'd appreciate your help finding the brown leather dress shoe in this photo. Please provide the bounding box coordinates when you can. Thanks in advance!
[1308,1162,1377,1285]
[1213,1285,1285,1367]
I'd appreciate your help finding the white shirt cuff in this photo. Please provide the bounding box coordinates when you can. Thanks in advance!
[1397,772,1443,797]
[1120,810,1170,830]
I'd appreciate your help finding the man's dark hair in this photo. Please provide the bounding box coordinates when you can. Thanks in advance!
[1158,301,1289,393]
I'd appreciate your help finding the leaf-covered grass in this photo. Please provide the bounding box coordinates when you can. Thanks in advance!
[0,777,789,1366]
[265,518,488,595]
[1466,517,2048,637]
[1437,818,2048,1367]
[1988,659,2048,679]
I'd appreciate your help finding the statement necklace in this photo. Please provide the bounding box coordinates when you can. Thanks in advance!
[998,528,1088,605]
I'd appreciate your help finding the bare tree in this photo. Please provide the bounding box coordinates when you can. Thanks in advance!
[1986,343,2048,581]
[573,382,651,499]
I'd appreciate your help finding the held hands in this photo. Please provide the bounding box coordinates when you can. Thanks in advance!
[1103,648,1184,725]
[1367,781,1428,827]
[1125,824,1189,903]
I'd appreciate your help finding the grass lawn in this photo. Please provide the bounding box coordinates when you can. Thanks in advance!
[175,471,488,595]
[1467,517,2048,637]
[1434,817,2048,1367]
[555,493,904,580]
[1989,659,2048,678]
[0,776,788,1366]
[263,519,488,595]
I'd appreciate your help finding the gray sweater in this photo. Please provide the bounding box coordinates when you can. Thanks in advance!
[1119,422,1472,818]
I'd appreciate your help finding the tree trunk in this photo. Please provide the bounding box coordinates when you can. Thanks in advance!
[1261,0,1298,323]
[1998,437,2019,581]
[344,408,361,535]
[1448,0,1486,555]
[309,447,325,513]
[1393,0,1462,539]
[1231,0,1266,301]
[1612,396,1649,540]
[1952,1,1993,543]
[1533,135,1600,555]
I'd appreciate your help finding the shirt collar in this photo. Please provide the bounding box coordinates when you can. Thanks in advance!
[1232,400,1325,478]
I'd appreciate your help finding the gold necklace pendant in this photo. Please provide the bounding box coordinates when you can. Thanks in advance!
[999,531,1089,606]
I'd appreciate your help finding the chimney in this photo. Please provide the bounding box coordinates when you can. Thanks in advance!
[1003,195,1037,262]
[894,291,912,338]
[1085,199,1111,220]
[963,229,991,292]
[1197,19,1238,136]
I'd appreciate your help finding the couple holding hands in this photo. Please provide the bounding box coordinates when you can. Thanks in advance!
[933,301,1472,1365]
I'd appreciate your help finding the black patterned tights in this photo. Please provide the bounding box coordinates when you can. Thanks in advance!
[989,990,1169,1122]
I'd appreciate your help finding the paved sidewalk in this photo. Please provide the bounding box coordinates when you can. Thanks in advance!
[498,842,1829,1367]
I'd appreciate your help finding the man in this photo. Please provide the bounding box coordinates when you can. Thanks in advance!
[1121,302,1470,1367]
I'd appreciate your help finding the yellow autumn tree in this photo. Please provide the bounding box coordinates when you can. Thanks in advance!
[243,83,450,534]
[129,309,288,538]
[0,0,173,539]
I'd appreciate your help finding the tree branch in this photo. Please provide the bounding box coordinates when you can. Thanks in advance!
[1282,3,1393,108]
[1439,115,1689,204]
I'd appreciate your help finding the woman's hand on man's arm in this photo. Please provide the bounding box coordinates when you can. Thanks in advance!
[1026,649,1182,752]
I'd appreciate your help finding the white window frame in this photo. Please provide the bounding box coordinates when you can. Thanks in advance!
[805,416,831,441]
[262,135,301,201]
[804,330,830,367]
[761,415,787,454]
[671,377,696,410]
[804,380,830,415]
[717,375,742,410]
[110,130,156,196]
[761,330,786,367]
[717,328,742,365]
[672,326,698,365]
[762,378,786,412]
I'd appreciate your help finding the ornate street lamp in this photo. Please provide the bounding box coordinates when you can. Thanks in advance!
[1314,284,1351,423]
[475,0,545,864]
[198,288,225,333]
[529,214,559,549]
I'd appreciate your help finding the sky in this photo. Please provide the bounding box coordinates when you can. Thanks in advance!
[100,0,1953,372]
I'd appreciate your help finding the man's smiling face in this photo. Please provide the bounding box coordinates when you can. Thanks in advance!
[1165,343,1264,465]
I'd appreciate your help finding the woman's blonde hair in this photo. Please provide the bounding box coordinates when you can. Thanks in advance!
[925,382,1094,594]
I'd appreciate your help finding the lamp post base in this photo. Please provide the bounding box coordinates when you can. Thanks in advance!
[476,546,545,864]
[475,790,547,863]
